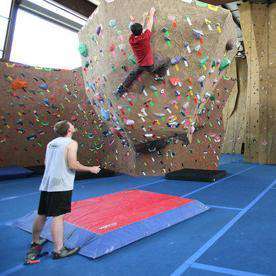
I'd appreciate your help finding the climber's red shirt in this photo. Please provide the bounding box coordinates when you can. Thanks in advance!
[129,29,154,67]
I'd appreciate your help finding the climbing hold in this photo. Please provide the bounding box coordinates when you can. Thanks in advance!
[124,119,135,126]
[39,83,48,90]
[96,25,102,35]
[184,42,191,53]
[100,107,110,121]
[198,75,206,88]
[199,56,209,68]
[109,19,117,28]
[192,29,204,39]
[79,43,88,57]
[11,79,28,90]
[169,77,181,87]
[219,58,231,71]
[171,56,182,65]
[128,55,136,65]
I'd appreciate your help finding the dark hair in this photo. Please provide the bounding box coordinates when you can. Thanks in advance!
[131,23,143,36]
[54,120,70,137]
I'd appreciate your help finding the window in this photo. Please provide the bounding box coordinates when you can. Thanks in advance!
[0,17,9,58]
[0,1,12,17]
[27,0,87,26]
[0,0,13,59]
[10,9,82,69]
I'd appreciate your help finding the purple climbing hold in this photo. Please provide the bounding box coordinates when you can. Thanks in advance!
[171,56,182,65]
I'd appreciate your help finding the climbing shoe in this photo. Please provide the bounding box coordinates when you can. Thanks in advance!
[52,246,80,260]
[24,238,48,265]
[113,84,126,98]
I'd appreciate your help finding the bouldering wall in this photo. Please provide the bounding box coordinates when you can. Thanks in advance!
[78,0,238,175]
[0,61,126,170]
[240,3,276,164]
[222,57,247,154]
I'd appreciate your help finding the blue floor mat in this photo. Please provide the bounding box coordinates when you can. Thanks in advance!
[2,209,236,276]
[197,189,276,275]
[140,163,256,197]
[185,267,225,275]
[1,159,276,276]
[193,165,276,208]
[0,166,33,181]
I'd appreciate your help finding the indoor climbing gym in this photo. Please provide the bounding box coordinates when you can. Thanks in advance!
[0,0,275,275]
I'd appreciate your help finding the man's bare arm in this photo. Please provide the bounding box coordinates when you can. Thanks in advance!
[145,7,156,32]
[67,141,100,173]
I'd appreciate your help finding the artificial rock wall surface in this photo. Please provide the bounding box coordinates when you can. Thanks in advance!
[0,61,124,169]
[240,3,276,164]
[78,0,238,175]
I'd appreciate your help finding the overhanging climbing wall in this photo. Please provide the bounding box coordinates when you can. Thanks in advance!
[79,0,238,175]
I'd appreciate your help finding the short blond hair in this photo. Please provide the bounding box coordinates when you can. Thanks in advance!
[54,120,70,137]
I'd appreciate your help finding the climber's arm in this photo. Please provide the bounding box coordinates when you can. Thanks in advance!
[145,7,156,32]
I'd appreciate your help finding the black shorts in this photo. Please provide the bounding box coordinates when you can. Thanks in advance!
[38,190,72,217]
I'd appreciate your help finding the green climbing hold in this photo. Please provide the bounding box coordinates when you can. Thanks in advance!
[219,58,231,71]
[109,19,117,28]
[43,67,53,72]
[200,56,209,67]
[196,1,208,7]
[222,75,230,80]
[91,35,97,43]
[128,55,136,65]
[79,43,88,57]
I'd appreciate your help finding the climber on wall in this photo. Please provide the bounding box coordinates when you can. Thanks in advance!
[113,7,170,98]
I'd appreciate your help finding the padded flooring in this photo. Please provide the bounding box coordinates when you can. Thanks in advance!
[0,157,275,276]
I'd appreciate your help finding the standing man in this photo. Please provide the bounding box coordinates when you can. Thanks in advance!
[25,120,101,263]
[114,7,170,97]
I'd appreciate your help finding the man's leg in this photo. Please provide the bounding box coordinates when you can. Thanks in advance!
[114,67,144,97]
[25,214,47,264]
[51,215,64,253]
[32,215,47,244]
[50,190,79,259]
[152,54,170,78]
[51,214,80,259]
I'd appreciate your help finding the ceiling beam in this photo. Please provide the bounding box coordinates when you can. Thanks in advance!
[52,0,97,18]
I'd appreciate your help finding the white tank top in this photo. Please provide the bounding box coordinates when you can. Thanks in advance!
[39,137,76,192]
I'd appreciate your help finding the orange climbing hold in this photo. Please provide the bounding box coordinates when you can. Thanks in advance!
[11,79,28,90]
